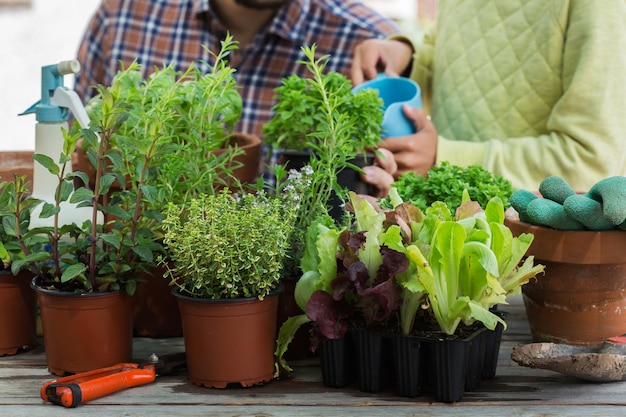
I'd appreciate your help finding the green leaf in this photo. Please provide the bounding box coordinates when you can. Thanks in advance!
[61,263,87,283]
[70,187,95,204]
[132,245,153,262]
[39,202,60,218]
[33,153,60,175]
[275,314,311,373]
[101,233,121,249]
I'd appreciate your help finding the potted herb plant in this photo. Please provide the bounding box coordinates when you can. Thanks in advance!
[3,70,168,373]
[389,161,514,213]
[76,34,262,337]
[0,176,38,356]
[161,166,311,388]
[263,45,385,358]
[263,45,383,222]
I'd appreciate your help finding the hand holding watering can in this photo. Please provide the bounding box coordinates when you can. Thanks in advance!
[351,73,423,137]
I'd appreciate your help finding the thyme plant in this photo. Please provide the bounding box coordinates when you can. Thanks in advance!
[162,168,312,300]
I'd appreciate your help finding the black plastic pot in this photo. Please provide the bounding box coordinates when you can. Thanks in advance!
[422,328,487,403]
[465,329,487,391]
[482,310,507,380]
[392,334,424,398]
[353,329,393,393]
[319,335,353,388]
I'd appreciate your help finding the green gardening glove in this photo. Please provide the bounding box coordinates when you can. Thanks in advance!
[563,194,615,231]
[585,176,626,226]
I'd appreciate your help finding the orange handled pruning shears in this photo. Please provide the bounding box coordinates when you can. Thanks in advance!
[40,352,186,408]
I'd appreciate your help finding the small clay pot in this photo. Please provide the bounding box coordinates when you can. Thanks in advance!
[174,286,282,388]
[0,271,37,356]
[32,277,133,375]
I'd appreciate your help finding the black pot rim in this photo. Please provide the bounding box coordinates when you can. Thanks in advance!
[29,276,124,298]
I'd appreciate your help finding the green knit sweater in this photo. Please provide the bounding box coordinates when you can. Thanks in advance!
[409,0,626,191]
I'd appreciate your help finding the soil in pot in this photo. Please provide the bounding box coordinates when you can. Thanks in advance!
[175,287,281,388]
[0,271,37,356]
[32,277,133,375]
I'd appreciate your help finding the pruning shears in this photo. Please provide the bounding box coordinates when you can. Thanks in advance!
[40,352,186,408]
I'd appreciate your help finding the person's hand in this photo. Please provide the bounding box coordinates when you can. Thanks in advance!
[360,148,397,198]
[351,39,414,85]
[379,105,437,177]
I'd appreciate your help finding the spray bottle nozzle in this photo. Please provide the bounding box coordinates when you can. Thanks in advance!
[19,60,83,123]
[54,60,81,76]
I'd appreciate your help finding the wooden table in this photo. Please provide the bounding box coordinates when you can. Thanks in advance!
[1,295,624,416]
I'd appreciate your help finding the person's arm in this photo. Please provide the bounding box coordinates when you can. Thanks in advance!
[436,1,626,191]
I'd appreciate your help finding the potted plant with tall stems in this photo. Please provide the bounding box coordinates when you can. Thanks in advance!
[0,175,38,356]
[2,70,168,373]
[160,165,312,388]
[263,44,383,226]
[76,34,262,337]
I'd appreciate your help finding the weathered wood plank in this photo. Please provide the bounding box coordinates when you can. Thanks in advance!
[2,294,626,416]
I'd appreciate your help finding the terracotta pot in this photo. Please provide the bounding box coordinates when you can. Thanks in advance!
[0,151,33,185]
[212,133,262,184]
[72,133,262,191]
[0,271,37,356]
[32,277,133,375]
[506,218,626,348]
[174,286,281,388]
[133,265,182,337]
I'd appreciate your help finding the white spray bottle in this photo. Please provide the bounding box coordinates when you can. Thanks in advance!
[19,60,95,228]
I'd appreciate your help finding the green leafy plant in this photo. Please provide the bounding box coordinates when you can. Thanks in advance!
[83,33,246,210]
[389,161,514,213]
[263,45,385,278]
[0,113,163,293]
[161,167,313,300]
[276,189,544,372]
[0,176,40,273]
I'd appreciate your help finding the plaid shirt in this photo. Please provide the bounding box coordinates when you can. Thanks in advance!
[75,0,399,140]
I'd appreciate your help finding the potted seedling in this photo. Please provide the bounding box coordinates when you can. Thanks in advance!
[160,166,311,388]
[277,189,544,402]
